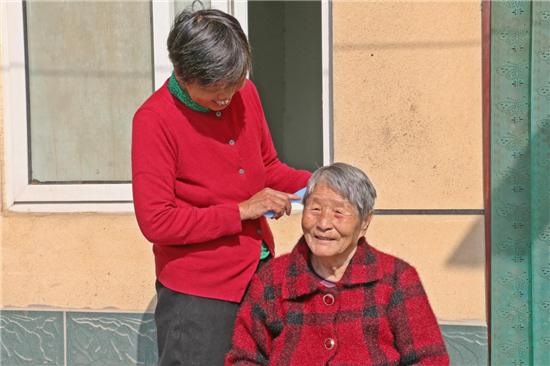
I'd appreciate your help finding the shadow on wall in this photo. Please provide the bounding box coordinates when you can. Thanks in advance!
[445,217,485,268]
[445,125,548,272]
[440,216,489,365]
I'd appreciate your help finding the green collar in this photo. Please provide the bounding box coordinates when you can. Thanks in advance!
[168,72,211,113]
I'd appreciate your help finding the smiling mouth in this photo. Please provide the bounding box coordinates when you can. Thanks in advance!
[314,235,336,241]
[214,99,231,107]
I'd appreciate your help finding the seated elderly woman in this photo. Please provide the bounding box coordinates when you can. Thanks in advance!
[225,162,449,365]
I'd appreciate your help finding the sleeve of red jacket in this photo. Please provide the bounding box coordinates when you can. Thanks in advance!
[225,275,274,365]
[248,82,312,193]
[387,261,450,366]
[132,109,242,245]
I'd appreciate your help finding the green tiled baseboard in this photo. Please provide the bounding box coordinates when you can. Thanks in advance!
[66,312,158,365]
[0,311,64,365]
[2,310,486,365]
[0,311,158,366]
[441,324,488,366]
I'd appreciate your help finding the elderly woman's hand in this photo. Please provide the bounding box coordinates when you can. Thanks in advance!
[238,188,301,221]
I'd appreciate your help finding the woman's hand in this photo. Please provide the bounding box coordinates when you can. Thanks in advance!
[238,188,301,221]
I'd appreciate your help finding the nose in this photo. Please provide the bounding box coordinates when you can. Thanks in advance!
[316,210,334,230]
[217,87,235,101]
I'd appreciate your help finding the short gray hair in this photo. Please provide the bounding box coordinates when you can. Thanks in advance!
[167,8,252,86]
[303,163,377,220]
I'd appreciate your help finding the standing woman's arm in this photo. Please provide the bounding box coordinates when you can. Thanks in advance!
[132,109,243,245]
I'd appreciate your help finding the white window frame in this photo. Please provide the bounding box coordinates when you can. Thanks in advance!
[1,0,332,213]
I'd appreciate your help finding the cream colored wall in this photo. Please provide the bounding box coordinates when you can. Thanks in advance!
[333,1,482,210]
[1,214,156,311]
[1,1,484,323]
[330,1,484,321]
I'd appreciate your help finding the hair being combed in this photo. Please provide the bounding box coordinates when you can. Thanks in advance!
[303,162,377,220]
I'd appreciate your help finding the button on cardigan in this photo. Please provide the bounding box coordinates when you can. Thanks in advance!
[132,79,311,302]
[226,237,450,365]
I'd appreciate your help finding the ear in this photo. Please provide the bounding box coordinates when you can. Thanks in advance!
[174,71,185,85]
[360,211,374,236]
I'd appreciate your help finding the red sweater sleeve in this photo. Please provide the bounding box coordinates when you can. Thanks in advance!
[388,264,450,365]
[248,82,312,193]
[132,109,242,245]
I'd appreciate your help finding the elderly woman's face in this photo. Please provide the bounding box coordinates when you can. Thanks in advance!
[302,184,370,261]
[182,77,246,111]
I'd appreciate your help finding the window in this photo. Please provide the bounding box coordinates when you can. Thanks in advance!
[25,1,152,185]
[2,0,332,212]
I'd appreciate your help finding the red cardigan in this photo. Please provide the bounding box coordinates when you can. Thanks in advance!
[132,79,311,302]
[226,237,449,365]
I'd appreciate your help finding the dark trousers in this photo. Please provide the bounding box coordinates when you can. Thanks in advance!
[155,258,268,366]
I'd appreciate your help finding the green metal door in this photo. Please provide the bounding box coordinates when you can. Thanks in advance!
[491,1,550,365]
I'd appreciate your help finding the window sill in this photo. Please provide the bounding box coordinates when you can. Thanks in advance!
[8,202,134,213]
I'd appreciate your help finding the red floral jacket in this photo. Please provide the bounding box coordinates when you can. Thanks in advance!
[226,237,449,366]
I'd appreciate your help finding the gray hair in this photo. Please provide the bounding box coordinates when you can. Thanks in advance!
[303,163,377,220]
[167,7,252,86]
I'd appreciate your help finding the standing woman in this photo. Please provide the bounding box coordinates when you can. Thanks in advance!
[131,8,311,366]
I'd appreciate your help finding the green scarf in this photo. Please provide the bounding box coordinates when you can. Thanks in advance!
[168,72,210,113]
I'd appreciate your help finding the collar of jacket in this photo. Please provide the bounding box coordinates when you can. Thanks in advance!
[167,71,211,113]
[282,236,383,300]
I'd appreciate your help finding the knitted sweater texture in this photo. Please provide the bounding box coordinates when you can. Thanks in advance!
[132,79,311,302]
[226,237,450,365]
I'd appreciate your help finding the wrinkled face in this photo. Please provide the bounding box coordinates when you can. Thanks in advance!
[180,77,246,111]
[302,184,371,261]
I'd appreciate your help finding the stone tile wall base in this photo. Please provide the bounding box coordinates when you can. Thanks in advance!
[441,324,488,366]
[1,310,486,365]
